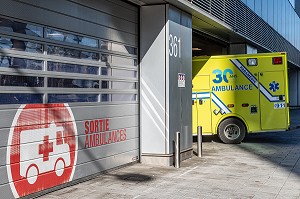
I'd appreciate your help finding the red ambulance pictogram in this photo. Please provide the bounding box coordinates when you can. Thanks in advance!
[7,104,78,198]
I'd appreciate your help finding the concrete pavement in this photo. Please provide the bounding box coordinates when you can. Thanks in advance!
[38,109,300,199]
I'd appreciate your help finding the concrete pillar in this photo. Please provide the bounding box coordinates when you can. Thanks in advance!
[140,4,193,166]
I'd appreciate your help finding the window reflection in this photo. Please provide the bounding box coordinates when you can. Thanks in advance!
[112,82,136,89]
[254,0,262,17]
[48,94,98,103]
[112,69,137,78]
[125,46,137,55]
[111,43,137,55]
[48,78,99,88]
[45,28,98,48]
[0,17,140,105]
[101,67,109,75]
[47,45,98,60]
[100,41,110,50]
[47,62,98,75]
[101,94,110,102]
[101,54,110,63]
[101,81,109,89]
[0,56,43,70]
[111,56,136,66]
[0,18,43,37]
[111,94,136,102]
[0,75,44,87]
[0,36,43,53]
[0,93,43,104]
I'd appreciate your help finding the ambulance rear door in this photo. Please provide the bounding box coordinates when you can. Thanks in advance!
[259,70,287,130]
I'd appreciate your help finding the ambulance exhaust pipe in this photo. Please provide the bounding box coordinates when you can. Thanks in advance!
[175,131,180,168]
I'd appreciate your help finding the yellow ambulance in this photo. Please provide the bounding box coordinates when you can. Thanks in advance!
[192,52,289,143]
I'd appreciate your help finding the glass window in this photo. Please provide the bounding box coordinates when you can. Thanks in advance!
[0,37,43,53]
[254,0,262,17]
[47,45,98,60]
[0,56,43,70]
[277,0,283,35]
[100,54,110,63]
[111,43,137,55]
[267,0,274,27]
[296,20,300,50]
[48,78,99,88]
[47,62,98,75]
[45,28,98,48]
[289,0,295,8]
[0,18,43,37]
[48,94,98,103]
[101,81,109,89]
[80,37,98,48]
[273,0,279,31]
[101,94,110,102]
[112,69,137,78]
[246,0,255,11]
[288,5,293,43]
[0,93,43,104]
[282,1,286,38]
[0,75,44,87]
[112,82,136,89]
[101,67,110,75]
[261,0,268,22]
[111,94,137,102]
[111,56,136,66]
[100,41,111,50]
[292,12,296,45]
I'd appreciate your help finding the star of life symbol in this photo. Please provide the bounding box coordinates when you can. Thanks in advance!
[269,81,279,92]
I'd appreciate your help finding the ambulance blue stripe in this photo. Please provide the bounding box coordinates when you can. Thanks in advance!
[260,85,281,102]
[230,59,282,102]
[211,92,231,113]
[230,59,259,88]
[191,92,231,113]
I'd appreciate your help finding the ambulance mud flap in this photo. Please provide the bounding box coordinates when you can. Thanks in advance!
[218,118,246,144]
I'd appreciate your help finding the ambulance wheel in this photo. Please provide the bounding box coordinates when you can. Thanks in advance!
[55,158,65,176]
[26,164,39,184]
[218,118,246,144]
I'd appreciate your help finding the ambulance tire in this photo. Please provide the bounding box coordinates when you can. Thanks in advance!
[218,118,246,144]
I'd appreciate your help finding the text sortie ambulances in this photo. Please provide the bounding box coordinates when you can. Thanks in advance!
[84,118,126,148]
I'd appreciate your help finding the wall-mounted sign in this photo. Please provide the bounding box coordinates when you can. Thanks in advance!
[7,104,78,198]
[178,73,185,88]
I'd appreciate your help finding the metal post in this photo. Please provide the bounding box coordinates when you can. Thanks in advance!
[175,131,180,168]
[197,126,202,157]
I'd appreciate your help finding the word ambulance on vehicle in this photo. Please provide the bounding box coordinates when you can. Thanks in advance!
[192,52,290,144]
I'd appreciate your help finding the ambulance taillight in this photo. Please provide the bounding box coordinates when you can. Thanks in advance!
[273,57,283,65]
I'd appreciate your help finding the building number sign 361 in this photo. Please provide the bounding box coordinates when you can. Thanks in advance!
[169,34,181,58]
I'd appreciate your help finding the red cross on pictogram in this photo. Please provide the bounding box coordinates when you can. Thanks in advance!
[39,135,53,161]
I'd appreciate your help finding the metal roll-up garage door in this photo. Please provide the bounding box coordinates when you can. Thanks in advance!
[0,0,139,198]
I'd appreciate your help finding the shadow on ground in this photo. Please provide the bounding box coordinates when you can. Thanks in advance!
[114,173,153,183]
